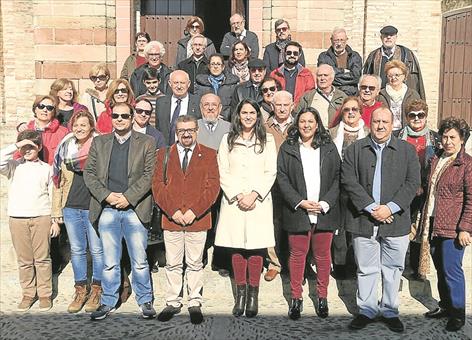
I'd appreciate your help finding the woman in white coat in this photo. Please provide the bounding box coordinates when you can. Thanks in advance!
[216,98,277,318]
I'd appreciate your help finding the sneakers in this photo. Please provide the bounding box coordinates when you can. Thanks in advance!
[90,304,115,321]
[68,284,89,313]
[39,297,52,311]
[17,296,37,312]
[140,302,157,319]
[84,284,102,312]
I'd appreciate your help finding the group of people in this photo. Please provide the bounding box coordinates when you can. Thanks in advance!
[1,13,471,335]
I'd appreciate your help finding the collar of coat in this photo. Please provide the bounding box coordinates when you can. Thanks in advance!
[326,45,355,59]
[283,139,337,160]
[359,135,400,151]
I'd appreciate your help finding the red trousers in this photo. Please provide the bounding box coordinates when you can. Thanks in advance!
[288,228,333,299]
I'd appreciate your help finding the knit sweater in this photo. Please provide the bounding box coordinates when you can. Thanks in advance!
[0,144,52,217]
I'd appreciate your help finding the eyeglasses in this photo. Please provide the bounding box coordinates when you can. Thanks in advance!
[147,53,161,58]
[332,39,346,44]
[407,111,426,120]
[135,108,152,116]
[231,21,243,26]
[37,103,55,111]
[261,86,276,94]
[90,75,108,82]
[276,26,288,33]
[286,50,299,56]
[111,113,132,120]
[387,73,403,79]
[210,62,223,67]
[191,24,200,29]
[114,88,128,94]
[360,85,376,91]
[342,107,360,113]
[202,102,219,108]
[176,128,198,135]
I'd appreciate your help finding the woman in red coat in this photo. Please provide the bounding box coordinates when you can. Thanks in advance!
[421,117,471,332]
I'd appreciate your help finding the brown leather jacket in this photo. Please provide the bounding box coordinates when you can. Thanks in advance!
[429,147,472,239]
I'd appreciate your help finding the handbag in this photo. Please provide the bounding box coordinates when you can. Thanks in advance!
[148,146,170,245]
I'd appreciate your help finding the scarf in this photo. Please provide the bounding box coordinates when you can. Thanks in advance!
[385,83,408,103]
[275,35,291,66]
[232,60,249,83]
[52,132,96,187]
[332,120,366,158]
[208,73,225,94]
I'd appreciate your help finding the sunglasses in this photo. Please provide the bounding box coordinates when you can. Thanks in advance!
[261,86,277,94]
[37,103,55,111]
[176,128,198,135]
[114,88,128,95]
[191,24,200,29]
[360,85,376,91]
[135,108,152,115]
[407,111,426,120]
[111,113,132,120]
[90,75,108,82]
[286,50,299,56]
[276,27,288,33]
[342,107,360,113]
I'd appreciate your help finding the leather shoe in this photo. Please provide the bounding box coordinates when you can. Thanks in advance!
[188,306,204,325]
[288,298,303,320]
[264,269,279,282]
[245,285,259,318]
[157,305,181,322]
[381,316,404,333]
[446,317,465,332]
[232,285,246,317]
[425,307,449,319]
[315,298,329,318]
[349,314,375,330]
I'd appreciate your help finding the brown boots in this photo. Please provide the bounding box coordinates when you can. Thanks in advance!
[68,283,102,313]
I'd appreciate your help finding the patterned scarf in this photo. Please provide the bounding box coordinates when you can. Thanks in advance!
[232,60,249,83]
[208,73,225,94]
[52,132,96,187]
[275,35,292,66]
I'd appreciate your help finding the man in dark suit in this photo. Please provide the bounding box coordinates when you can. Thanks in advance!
[152,115,220,324]
[155,70,201,146]
[220,13,259,58]
[84,102,156,321]
[177,34,209,94]
[342,106,420,333]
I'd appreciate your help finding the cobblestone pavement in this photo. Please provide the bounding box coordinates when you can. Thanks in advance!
[0,194,471,339]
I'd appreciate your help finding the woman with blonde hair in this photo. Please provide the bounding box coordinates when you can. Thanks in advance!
[96,79,135,133]
[80,63,111,120]
[49,78,87,127]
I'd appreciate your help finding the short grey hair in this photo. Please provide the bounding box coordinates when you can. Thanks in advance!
[358,74,382,89]
[189,34,208,48]
[273,90,293,103]
[144,40,166,57]
[317,64,335,77]
[331,27,347,37]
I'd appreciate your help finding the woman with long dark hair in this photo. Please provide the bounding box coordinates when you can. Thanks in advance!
[277,107,341,320]
[215,98,277,318]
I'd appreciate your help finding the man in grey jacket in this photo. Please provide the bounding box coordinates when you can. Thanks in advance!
[342,106,420,333]
[220,13,259,59]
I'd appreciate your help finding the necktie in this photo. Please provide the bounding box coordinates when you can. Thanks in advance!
[207,122,214,132]
[182,148,190,172]
[169,98,182,144]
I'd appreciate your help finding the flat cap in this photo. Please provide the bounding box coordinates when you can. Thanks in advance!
[380,25,398,35]
[248,58,266,69]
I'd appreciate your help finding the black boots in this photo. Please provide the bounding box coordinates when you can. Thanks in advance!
[232,285,247,317]
[288,298,303,320]
[316,298,329,318]
[446,308,465,332]
[245,286,259,318]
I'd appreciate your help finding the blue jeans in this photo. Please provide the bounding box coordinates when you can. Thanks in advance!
[63,208,103,284]
[98,208,152,307]
[430,237,466,310]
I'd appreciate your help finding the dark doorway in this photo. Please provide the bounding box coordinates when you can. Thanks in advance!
[140,0,247,66]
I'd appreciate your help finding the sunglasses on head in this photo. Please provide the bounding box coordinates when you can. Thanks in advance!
[114,88,128,95]
[90,75,108,82]
[407,111,426,120]
[286,50,299,56]
[360,85,376,91]
[37,103,55,111]
[135,108,152,115]
[111,113,132,120]
[261,86,276,94]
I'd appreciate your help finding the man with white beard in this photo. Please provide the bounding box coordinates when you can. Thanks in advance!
[197,93,231,150]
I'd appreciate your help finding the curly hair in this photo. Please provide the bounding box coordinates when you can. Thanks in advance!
[406,99,428,116]
[287,107,332,149]
[227,98,266,153]
[438,116,470,143]
[385,60,409,79]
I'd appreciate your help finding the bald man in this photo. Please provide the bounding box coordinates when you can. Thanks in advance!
[220,13,260,58]
[155,70,202,145]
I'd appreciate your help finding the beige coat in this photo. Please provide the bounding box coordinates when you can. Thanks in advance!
[215,133,277,249]
[51,163,74,218]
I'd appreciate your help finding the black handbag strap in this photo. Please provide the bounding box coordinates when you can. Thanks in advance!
[162,146,170,184]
